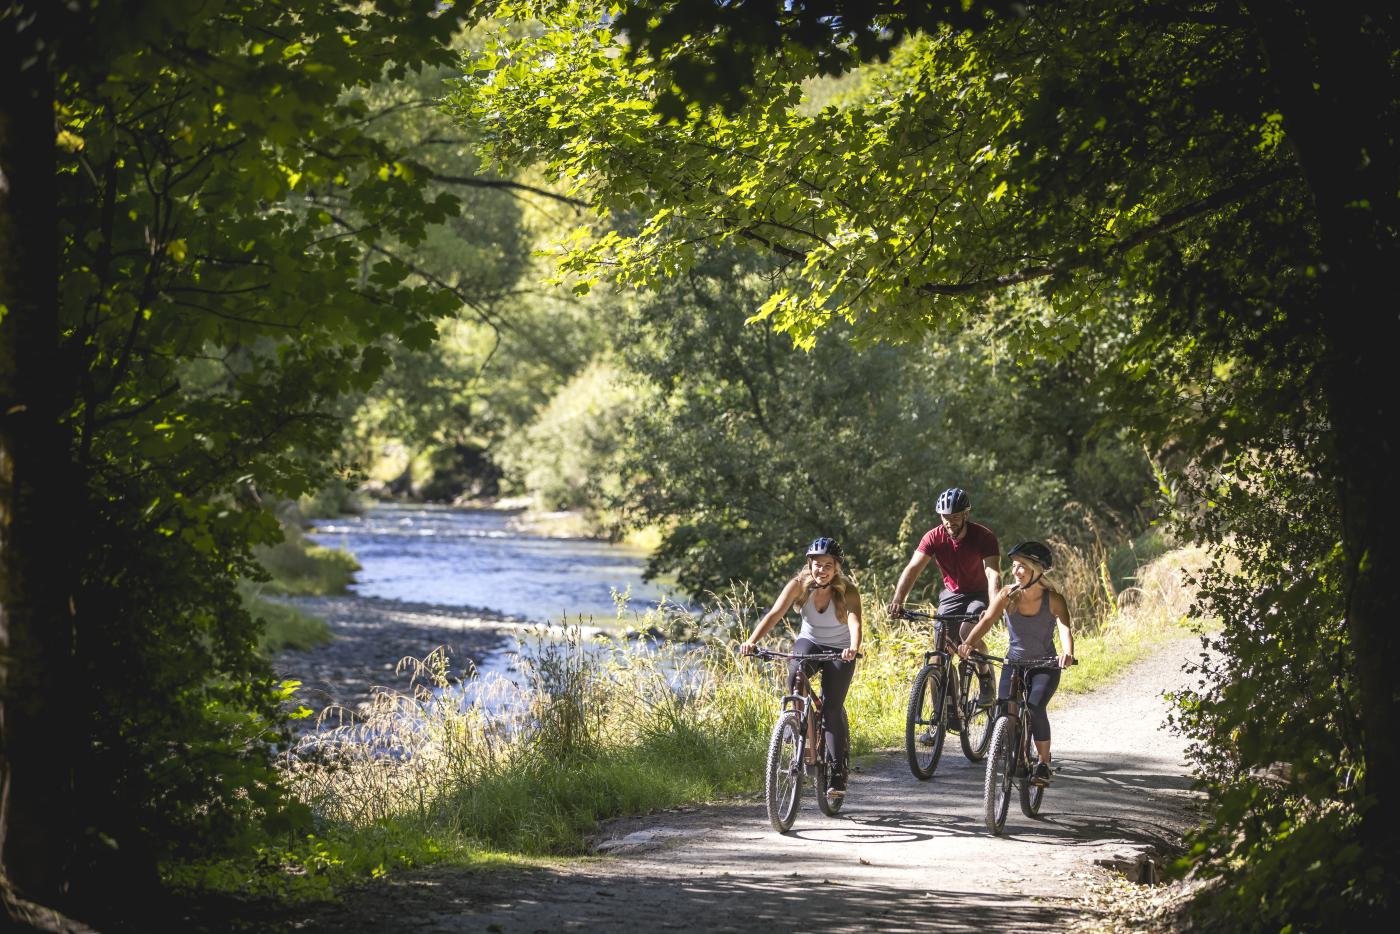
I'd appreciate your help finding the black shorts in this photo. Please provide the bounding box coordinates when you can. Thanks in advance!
[937,590,989,645]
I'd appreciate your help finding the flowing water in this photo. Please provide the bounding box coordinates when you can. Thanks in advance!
[306,503,683,625]
[297,504,700,749]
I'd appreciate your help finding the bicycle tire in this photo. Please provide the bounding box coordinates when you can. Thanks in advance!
[815,760,845,816]
[1019,741,1046,817]
[905,664,947,780]
[983,715,1015,835]
[959,671,995,761]
[765,711,804,833]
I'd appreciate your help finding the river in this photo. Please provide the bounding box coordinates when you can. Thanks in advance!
[305,503,683,626]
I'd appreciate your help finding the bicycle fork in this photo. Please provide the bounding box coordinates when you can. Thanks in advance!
[805,695,824,766]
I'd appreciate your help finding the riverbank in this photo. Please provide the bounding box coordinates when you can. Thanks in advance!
[271,595,522,719]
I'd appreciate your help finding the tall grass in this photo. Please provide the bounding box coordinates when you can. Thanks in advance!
[1052,535,1209,694]
[194,541,1208,899]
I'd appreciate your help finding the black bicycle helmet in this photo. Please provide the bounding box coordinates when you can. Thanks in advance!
[805,537,843,560]
[1007,541,1054,571]
[935,487,971,514]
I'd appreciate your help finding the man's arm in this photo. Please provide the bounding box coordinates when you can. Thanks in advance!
[887,551,933,612]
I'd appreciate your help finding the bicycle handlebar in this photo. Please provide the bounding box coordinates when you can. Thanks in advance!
[744,649,864,661]
[969,651,1076,668]
[890,607,980,622]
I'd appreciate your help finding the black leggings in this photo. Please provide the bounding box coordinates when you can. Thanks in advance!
[787,637,857,774]
[998,665,1061,743]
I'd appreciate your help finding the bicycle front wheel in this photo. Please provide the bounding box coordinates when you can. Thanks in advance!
[765,711,804,833]
[959,684,995,762]
[905,664,947,780]
[983,716,1015,835]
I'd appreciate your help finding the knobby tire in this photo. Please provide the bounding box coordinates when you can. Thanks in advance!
[905,664,947,780]
[958,666,995,762]
[1019,734,1045,817]
[765,711,804,833]
[984,715,1015,835]
[815,760,844,816]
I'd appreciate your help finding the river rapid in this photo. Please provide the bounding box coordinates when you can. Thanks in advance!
[306,503,678,624]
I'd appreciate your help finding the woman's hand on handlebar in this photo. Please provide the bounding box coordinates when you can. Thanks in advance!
[1058,653,1075,668]
[739,641,758,656]
[957,642,972,661]
[841,646,859,661]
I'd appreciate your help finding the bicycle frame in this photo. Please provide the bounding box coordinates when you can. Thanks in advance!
[781,670,822,768]
[973,651,1069,833]
[751,648,856,831]
[898,608,991,778]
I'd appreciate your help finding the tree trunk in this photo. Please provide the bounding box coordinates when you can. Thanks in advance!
[1248,0,1399,871]
[1,10,80,918]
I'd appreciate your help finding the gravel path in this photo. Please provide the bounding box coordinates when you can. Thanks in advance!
[277,631,1210,933]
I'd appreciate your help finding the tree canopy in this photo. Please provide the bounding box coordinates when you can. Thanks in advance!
[2,0,486,919]
[452,0,1397,924]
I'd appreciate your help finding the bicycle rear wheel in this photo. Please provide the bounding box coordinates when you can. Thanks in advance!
[983,716,1015,835]
[815,759,845,816]
[959,678,994,762]
[1019,742,1046,817]
[905,664,947,780]
[765,711,804,833]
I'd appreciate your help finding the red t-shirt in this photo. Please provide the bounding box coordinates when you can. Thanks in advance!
[916,522,999,593]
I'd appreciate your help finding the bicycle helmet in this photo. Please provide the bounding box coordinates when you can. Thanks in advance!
[805,537,844,560]
[935,487,971,514]
[1007,540,1054,571]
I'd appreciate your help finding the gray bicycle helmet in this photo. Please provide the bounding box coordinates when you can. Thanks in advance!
[935,487,971,514]
[805,537,844,560]
[1007,540,1054,571]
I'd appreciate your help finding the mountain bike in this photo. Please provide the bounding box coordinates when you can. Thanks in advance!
[971,651,1076,835]
[894,607,995,779]
[749,649,859,833]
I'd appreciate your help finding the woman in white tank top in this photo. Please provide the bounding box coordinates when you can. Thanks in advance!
[741,537,863,799]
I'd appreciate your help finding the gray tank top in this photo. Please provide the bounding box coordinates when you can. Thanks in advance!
[797,589,851,648]
[1004,590,1057,660]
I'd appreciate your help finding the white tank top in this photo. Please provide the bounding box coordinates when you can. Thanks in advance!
[797,589,850,648]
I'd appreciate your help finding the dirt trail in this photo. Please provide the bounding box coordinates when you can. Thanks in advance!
[285,634,1207,933]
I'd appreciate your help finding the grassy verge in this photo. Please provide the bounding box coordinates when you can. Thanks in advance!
[177,542,1209,903]
[242,583,333,654]
[239,502,361,656]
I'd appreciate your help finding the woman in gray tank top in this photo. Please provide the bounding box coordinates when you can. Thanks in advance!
[959,541,1075,787]
[741,537,864,800]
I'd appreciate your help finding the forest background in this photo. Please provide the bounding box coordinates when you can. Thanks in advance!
[1,1,1392,932]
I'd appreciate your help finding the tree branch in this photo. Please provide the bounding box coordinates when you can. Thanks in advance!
[426,172,590,208]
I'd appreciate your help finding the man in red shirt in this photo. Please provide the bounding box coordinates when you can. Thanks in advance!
[887,487,1002,704]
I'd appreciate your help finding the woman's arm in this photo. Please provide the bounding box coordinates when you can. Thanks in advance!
[960,585,1013,657]
[842,586,863,661]
[1049,592,1075,667]
[740,578,805,654]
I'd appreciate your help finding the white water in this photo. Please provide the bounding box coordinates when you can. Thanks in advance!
[306,503,684,624]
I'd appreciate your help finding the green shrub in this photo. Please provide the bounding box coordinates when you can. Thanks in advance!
[298,479,366,519]
[252,521,360,596]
